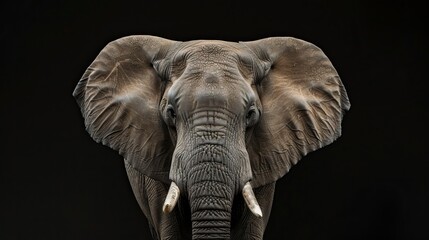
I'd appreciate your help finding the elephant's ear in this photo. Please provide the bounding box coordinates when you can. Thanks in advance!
[241,37,350,188]
[73,35,177,183]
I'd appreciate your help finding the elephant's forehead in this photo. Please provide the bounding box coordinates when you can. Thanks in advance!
[167,41,254,110]
[178,41,241,61]
[171,41,246,80]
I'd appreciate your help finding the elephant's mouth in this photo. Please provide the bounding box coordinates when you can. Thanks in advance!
[163,181,262,218]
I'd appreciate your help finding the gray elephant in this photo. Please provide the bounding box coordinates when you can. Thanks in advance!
[73,35,350,239]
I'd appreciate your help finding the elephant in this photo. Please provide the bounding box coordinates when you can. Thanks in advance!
[73,35,350,239]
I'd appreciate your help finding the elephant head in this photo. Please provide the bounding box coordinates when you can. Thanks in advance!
[73,35,350,239]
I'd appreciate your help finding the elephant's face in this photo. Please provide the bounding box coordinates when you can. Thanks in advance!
[161,42,260,192]
[73,35,350,239]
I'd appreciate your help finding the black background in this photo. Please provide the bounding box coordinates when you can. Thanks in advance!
[1,1,428,239]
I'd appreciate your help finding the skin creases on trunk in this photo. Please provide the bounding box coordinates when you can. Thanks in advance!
[187,145,236,240]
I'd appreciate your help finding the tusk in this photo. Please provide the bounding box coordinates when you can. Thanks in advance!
[242,182,263,218]
[162,181,180,213]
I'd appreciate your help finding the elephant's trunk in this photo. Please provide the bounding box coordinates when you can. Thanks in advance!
[169,110,252,239]
[190,180,233,239]
[187,147,236,240]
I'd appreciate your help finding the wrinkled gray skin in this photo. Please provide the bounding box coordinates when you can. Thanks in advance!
[73,35,350,239]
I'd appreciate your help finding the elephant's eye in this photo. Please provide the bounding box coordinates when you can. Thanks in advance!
[246,105,260,127]
[166,105,177,126]
[246,109,255,119]
[167,106,176,119]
